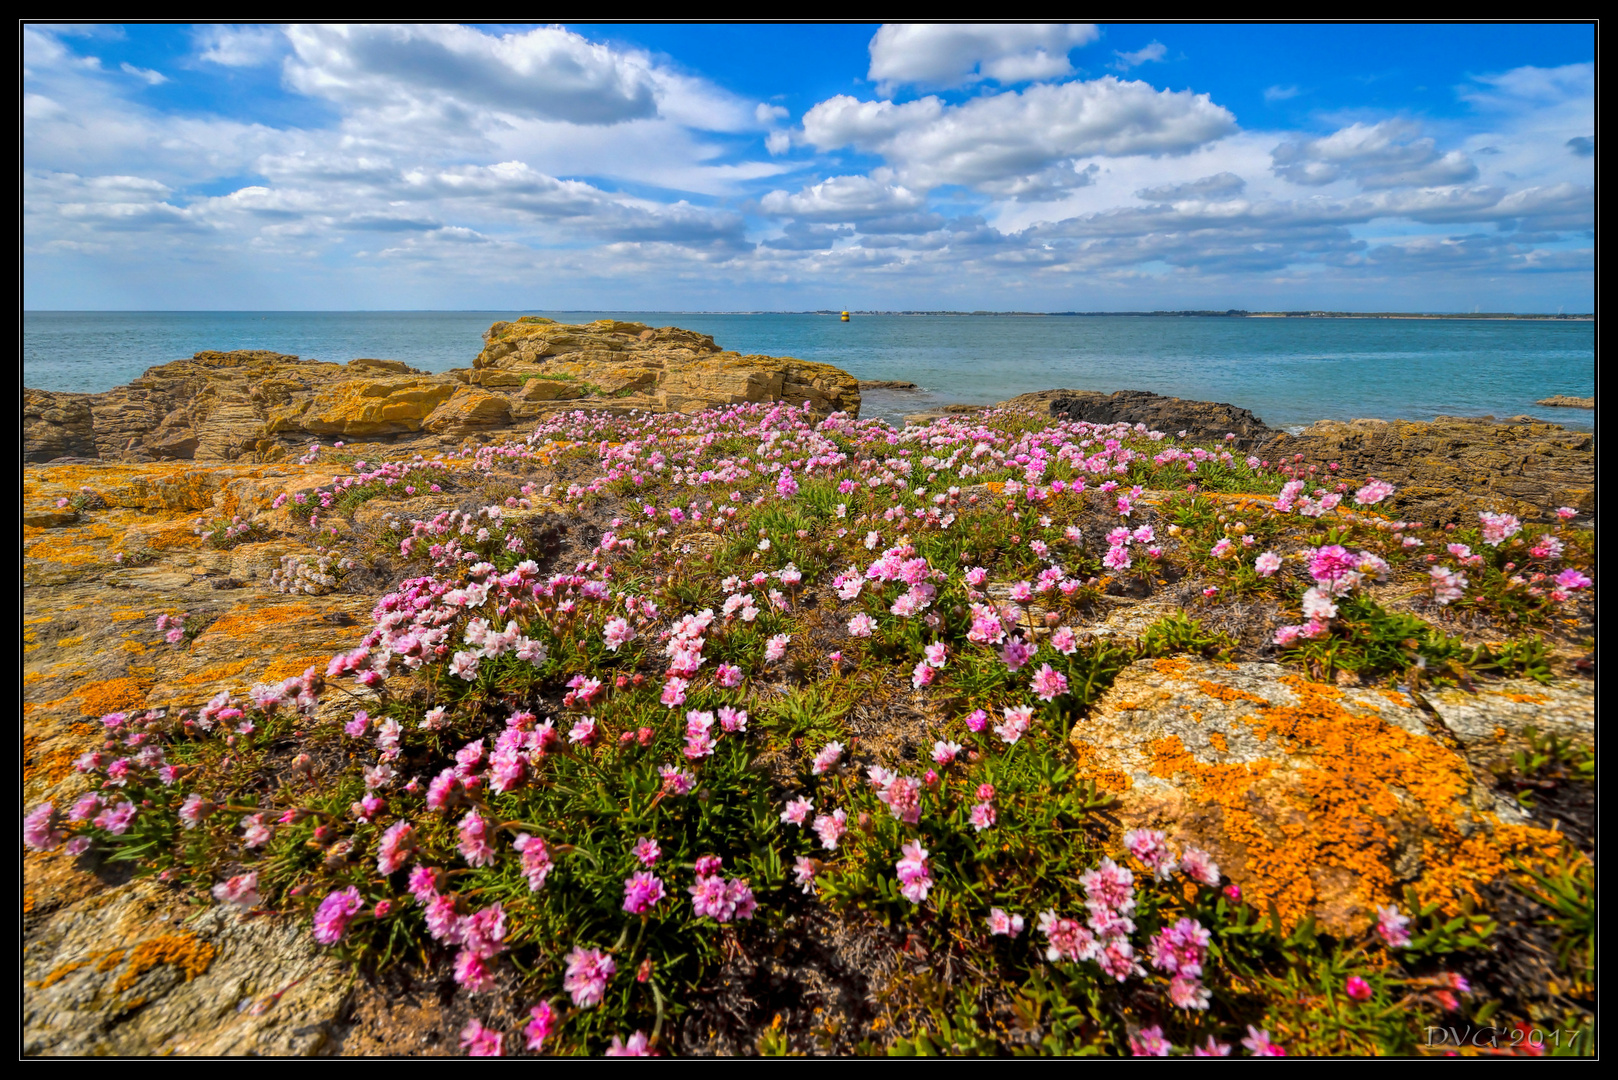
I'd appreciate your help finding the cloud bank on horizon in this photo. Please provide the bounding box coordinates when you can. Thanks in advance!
[23,22,1594,311]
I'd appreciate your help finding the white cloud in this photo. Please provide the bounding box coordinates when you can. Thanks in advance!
[866,24,1098,91]
[802,78,1236,195]
[760,175,925,221]
[765,129,792,156]
[1111,42,1166,71]
[193,25,286,67]
[755,102,789,124]
[1136,172,1246,203]
[119,62,168,85]
[1263,85,1300,103]
[1271,119,1477,189]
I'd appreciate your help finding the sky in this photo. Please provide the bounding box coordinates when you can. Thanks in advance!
[22,22,1595,312]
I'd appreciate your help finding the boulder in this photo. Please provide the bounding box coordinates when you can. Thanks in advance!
[1070,658,1562,932]
[1003,388,1274,449]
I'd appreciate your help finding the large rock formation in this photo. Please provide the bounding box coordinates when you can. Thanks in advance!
[23,320,861,464]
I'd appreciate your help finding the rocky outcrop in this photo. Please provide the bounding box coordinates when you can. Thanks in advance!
[1536,395,1593,409]
[858,380,919,390]
[1261,416,1594,525]
[1070,659,1578,933]
[1001,389,1275,449]
[23,320,861,464]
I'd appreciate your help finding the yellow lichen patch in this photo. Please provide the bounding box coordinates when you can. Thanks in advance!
[24,741,79,788]
[1195,680,1267,705]
[1070,739,1131,792]
[175,659,254,686]
[96,948,129,973]
[1208,732,1229,753]
[55,635,84,649]
[111,934,217,992]
[77,677,153,717]
[259,654,333,682]
[33,959,91,990]
[1378,689,1413,709]
[121,640,148,654]
[1505,693,1549,705]
[1413,823,1572,914]
[109,608,150,621]
[204,603,330,640]
[1152,658,1191,679]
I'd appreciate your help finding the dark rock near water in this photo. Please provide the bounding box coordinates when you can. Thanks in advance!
[858,379,919,390]
[1001,388,1275,449]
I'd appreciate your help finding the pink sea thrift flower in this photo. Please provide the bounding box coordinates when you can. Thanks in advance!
[1194,1036,1232,1057]
[1255,551,1283,576]
[995,704,1034,744]
[514,833,553,890]
[765,633,791,661]
[931,740,962,765]
[1354,480,1395,505]
[987,908,1024,937]
[457,810,497,868]
[1376,903,1412,948]
[970,802,996,831]
[24,803,67,850]
[1179,846,1221,886]
[377,820,416,875]
[812,809,848,850]
[714,662,744,687]
[1030,663,1069,701]
[605,1032,654,1057]
[622,872,666,914]
[312,886,364,944]
[460,1018,504,1057]
[1123,828,1179,880]
[1346,975,1373,1001]
[212,872,261,908]
[1430,566,1468,604]
[563,946,616,1008]
[631,836,661,866]
[1130,1025,1172,1057]
[1242,1026,1286,1056]
[895,840,932,903]
[811,740,844,775]
[525,1001,558,1052]
[780,796,814,826]
[1479,511,1522,546]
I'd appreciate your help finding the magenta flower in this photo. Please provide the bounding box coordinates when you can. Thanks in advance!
[895,840,932,904]
[994,704,1034,744]
[605,1031,654,1056]
[1241,1026,1286,1056]
[24,802,66,850]
[312,886,364,944]
[998,637,1035,671]
[459,1018,504,1057]
[1130,1025,1172,1057]
[715,663,744,687]
[1030,663,1069,701]
[622,871,667,914]
[811,740,844,776]
[1345,975,1373,1001]
[457,810,496,868]
[1193,1036,1232,1057]
[812,809,847,850]
[631,836,661,866]
[524,1001,557,1052]
[965,708,989,732]
[1555,568,1592,590]
[780,796,814,826]
[377,821,415,875]
[513,833,553,890]
[563,946,616,1008]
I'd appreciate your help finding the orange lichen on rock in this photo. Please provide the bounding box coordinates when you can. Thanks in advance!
[1196,680,1266,705]
[174,659,254,686]
[77,676,153,717]
[1070,740,1131,792]
[1208,731,1229,754]
[1152,658,1191,679]
[204,603,330,640]
[1414,823,1572,914]
[111,933,217,992]
[259,654,334,681]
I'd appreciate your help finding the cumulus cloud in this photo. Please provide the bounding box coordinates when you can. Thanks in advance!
[761,221,853,250]
[867,24,1098,91]
[756,102,789,124]
[1271,119,1477,189]
[802,77,1236,195]
[760,175,926,221]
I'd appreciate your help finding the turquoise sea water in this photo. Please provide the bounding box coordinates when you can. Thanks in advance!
[23,311,1593,431]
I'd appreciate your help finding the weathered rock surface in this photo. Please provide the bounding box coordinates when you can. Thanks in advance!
[1536,395,1593,409]
[24,878,351,1056]
[1424,679,1594,776]
[1070,658,1579,932]
[24,319,861,464]
[1002,388,1274,449]
[858,380,919,390]
[1261,415,1595,525]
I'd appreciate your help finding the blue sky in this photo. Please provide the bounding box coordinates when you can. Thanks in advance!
[24,23,1594,311]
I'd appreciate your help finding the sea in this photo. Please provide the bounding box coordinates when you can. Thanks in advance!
[22,311,1594,432]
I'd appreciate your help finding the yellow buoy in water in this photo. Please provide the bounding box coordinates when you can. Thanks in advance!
[840,311,850,321]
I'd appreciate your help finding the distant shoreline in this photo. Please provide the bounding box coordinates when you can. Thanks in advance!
[24,309,1594,320]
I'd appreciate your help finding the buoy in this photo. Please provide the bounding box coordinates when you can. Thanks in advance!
[840,311,850,321]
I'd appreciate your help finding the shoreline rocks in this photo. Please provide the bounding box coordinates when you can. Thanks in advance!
[24,319,861,465]
[1537,395,1594,409]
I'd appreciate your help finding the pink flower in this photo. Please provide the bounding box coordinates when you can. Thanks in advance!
[460,1018,504,1057]
[970,802,996,831]
[1479,510,1522,546]
[23,803,66,850]
[1354,480,1395,505]
[1241,1025,1286,1056]
[811,740,844,775]
[965,708,989,732]
[994,704,1034,744]
[1169,975,1211,1010]
[1556,506,1578,520]
[781,796,814,826]
[1080,857,1136,914]
[563,946,616,1008]
[377,821,416,875]
[240,813,273,849]
[1030,663,1068,701]
[1050,626,1078,654]
[1376,903,1411,948]
[847,613,877,638]
[812,809,847,850]
[660,676,688,707]
[793,856,818,894]
[457,810,496,868]
[923,641,948,668]
[603,617,634,651]
[212,872,261,908]
[895,840,932,903]
[1037,910,1099,963]
[1130,1025,1172,1057]
[1555,568,1592,590]
[714,662,744,687]
[765,633,791,661]
[1123,828,1179,880]
[1346,975,1373,1001]
[1178,846,1220,886]
[987,908,1024,936]
[878,775,923,824]
[931,740,962,765]
[513,833,553,890]
[605,1031,654,1057]
[524,1001,558,1051]
[312,886,364,944]
[622,871,666,914]
[1254,550,1282,576]
[999,638,1036,671]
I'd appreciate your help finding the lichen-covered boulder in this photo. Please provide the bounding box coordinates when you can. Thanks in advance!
[1070,658,1563,932]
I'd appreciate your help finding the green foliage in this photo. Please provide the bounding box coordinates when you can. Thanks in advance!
[1138,612,1234,661]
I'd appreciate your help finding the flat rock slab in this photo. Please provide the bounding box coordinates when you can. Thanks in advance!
[25,879,351,1056]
